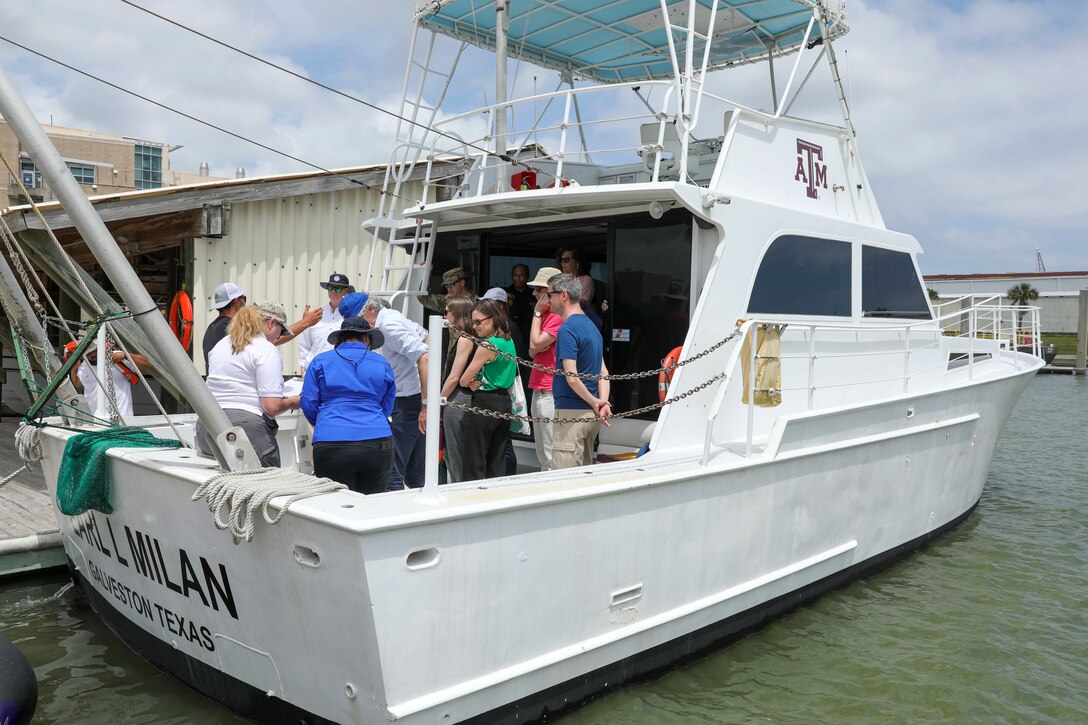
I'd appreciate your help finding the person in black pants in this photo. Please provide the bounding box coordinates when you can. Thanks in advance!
[300,317,397,494]
[457,299,517,481]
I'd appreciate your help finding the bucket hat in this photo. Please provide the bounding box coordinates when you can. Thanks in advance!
[327,316,385,349]
[528,266,561,288]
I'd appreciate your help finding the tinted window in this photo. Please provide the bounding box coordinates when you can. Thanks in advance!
[747,235,851,316]
[862,246,931,319]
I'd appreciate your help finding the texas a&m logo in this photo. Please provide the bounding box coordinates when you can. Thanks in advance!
[794,139,828,199]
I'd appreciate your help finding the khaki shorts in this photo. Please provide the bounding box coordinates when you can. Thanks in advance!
[552,408,599,469]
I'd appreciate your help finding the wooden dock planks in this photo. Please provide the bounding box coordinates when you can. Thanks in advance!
[0,416,65,577]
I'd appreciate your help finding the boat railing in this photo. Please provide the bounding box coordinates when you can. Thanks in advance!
[390,80,789,198]
[701,300,1041,462]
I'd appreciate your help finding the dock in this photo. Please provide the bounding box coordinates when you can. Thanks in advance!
[1038,355,1084,375]
[0,415,65,578]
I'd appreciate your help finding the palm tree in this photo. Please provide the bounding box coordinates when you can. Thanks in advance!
[1006,282,1039,340]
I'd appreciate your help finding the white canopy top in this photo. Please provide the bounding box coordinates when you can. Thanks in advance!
[414,0,848,83]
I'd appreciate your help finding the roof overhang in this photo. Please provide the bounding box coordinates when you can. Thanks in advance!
[415,0,848,83]
[406,182,710,229]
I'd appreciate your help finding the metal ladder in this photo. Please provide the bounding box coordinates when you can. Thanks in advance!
[364,24,467,315]
[375,217,436,316]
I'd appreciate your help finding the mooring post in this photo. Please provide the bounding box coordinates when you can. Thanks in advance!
[1076,290,1087,375]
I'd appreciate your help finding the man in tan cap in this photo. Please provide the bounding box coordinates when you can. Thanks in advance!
[442,267,474,299]
[418,266,476,313]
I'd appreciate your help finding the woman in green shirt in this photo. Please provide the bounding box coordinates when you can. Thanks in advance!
[458,298,516,480]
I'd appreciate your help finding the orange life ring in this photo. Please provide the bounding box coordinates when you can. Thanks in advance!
[658,346,683,402]
[168,289,194,352]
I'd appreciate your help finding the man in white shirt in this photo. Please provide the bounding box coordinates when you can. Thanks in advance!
[66,343,152,420]
[296,272,355,373]
[361,297,429,490]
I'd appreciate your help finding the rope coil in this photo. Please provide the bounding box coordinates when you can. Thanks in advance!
[0,423,43,489]
[191,468,346,544]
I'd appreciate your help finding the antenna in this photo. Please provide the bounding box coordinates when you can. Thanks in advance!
[1036,247,1046,273]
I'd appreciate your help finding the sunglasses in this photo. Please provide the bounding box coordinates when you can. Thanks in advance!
[560,256,573,263]
[329,286,347,293]
[546,291,562,297]
[471,316,491,327]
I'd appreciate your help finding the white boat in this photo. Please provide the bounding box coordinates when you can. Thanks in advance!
[2,1,1042,723]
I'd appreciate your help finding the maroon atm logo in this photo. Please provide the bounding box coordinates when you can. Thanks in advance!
[795,139,828,199]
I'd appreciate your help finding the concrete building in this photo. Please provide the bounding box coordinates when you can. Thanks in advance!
[925,271,1088,333]
[1,119,222,207]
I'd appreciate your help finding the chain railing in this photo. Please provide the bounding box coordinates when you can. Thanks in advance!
[439,325,741,423]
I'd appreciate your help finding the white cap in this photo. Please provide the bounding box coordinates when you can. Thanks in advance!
[212,282,245,310]
[482,287,509,303]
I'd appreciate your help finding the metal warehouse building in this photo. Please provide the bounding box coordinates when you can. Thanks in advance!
[1,164,442,377]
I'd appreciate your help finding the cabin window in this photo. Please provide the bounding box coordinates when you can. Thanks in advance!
[747,235,851,316]
[861,246,931,319]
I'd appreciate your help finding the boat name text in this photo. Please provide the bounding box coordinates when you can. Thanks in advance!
[86,557,216,651]
[70,510,239,621]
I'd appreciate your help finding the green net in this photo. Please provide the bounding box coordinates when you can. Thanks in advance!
[56,426,183,516]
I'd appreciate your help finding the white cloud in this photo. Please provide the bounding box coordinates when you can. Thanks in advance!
[0,0,1083,274]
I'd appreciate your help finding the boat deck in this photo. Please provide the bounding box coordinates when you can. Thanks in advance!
[0,415,65,578]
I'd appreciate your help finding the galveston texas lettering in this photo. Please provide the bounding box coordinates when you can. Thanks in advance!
[70,510,238,626]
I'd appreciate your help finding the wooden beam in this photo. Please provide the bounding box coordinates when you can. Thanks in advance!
[61,208,206,265]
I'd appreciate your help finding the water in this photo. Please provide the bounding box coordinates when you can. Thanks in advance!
[3,375,1086,724]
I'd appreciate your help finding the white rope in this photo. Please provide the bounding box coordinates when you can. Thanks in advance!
[14,422,42,464]
[191,468,346,544]
[1,423,44,490]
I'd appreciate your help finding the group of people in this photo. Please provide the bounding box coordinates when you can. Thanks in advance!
[438,258,611,478]
[186,249,613,494]
[197,272,428,495]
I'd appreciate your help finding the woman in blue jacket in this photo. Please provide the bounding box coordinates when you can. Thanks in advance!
[301,316,396,493]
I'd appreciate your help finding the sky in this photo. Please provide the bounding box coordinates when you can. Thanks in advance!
[0,0,1083,275]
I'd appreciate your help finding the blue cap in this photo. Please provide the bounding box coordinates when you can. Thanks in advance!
[338,291,369,318]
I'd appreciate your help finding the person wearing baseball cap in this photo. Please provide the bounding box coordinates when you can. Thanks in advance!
[416,266,477,314]
[202,281,322,371]
[202,282,247,369]
[196,300,301,467]
[296,271,358,373]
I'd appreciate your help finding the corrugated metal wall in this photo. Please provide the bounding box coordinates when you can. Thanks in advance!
[191,181,425,374]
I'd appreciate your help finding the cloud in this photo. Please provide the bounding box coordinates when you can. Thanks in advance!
[0,0,1083,274]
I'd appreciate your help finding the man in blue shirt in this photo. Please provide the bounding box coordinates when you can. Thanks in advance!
[548,272,611,469]
[360,297,430,490]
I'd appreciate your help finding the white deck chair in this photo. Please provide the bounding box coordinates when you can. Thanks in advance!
[639,122,683,181]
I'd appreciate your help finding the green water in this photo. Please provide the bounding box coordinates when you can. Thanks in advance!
[3,375,1086,724]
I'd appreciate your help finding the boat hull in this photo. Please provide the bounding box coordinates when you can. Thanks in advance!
[37,366,1036,724]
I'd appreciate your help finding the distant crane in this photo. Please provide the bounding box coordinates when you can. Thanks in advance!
[1036,247,1046,273]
